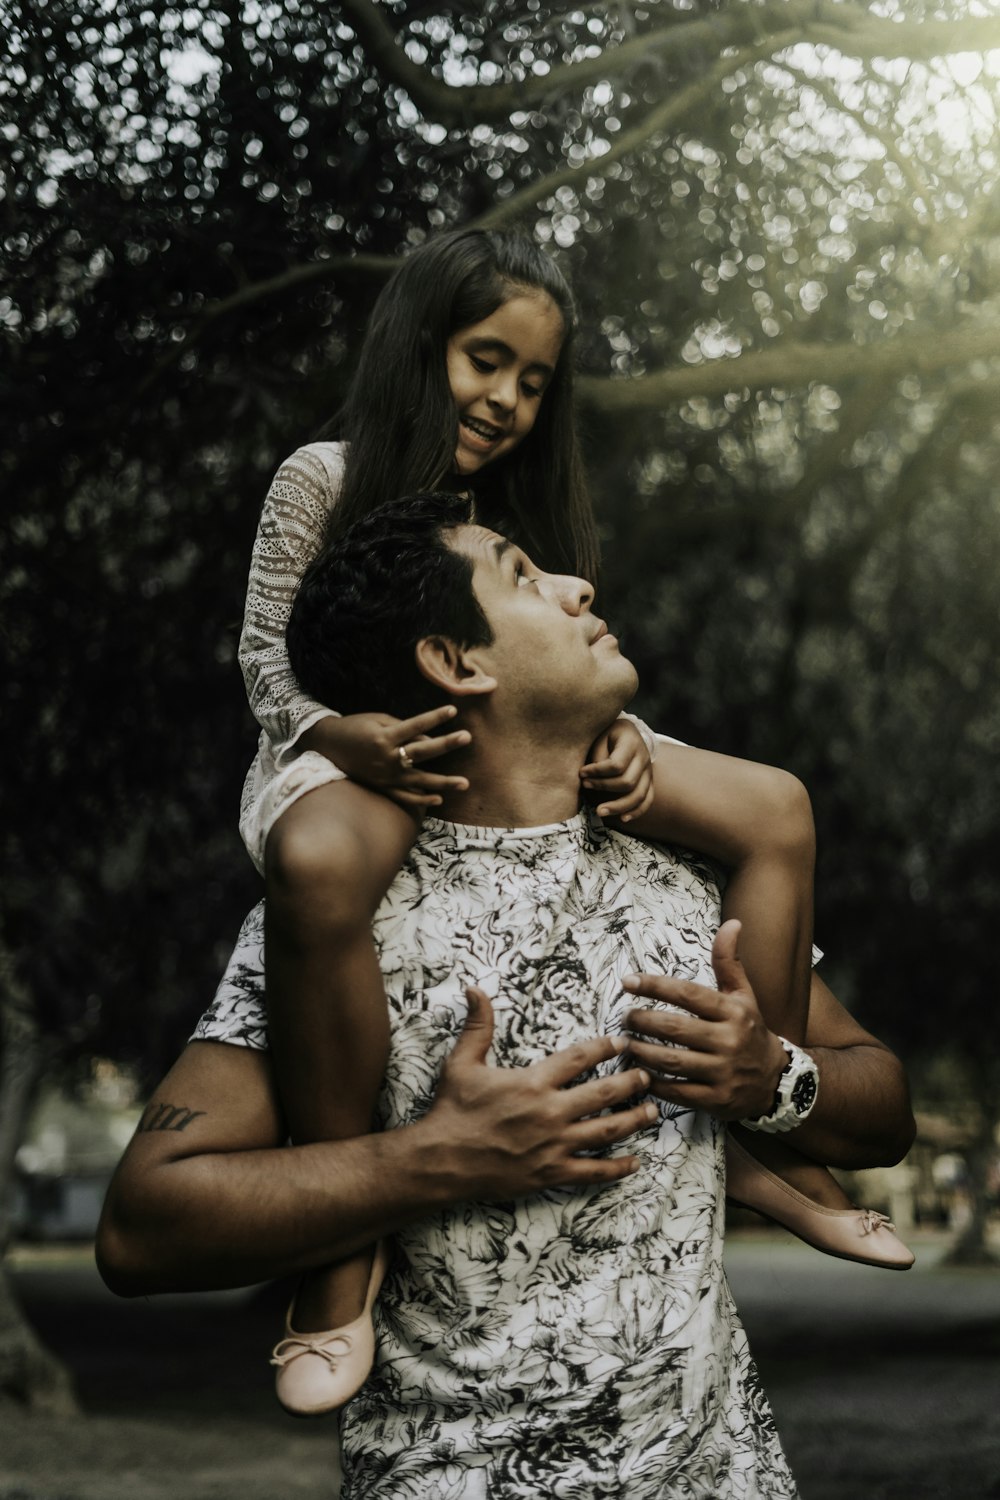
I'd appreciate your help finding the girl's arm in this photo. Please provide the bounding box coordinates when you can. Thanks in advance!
[239,444,346,765]
[622,742,815,1044]
[240,442,469,804]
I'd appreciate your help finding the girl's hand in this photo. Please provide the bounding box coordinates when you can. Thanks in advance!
[580,719,654,824]
[300,706,471,810]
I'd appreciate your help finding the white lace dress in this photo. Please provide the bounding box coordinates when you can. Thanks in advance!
[237,443,658,872]
[237,442,351,872]
[193,812,798,1499]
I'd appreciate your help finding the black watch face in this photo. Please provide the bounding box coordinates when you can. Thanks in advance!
[791,1071,818,1115]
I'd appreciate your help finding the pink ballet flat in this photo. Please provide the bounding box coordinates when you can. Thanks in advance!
[726,1136,915,1270]
[271,1241,391,1415]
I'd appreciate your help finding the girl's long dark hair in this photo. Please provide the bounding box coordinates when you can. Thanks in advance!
[327,228,599,581]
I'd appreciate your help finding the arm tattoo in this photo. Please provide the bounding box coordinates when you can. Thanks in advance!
[136,1101,207,1134]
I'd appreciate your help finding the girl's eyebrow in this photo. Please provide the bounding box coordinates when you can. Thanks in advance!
[465,336,554,377]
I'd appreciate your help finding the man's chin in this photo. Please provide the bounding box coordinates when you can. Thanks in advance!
[615,658,641,708]
[590,667,642,739]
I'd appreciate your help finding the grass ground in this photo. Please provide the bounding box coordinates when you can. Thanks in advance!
[2,1228,998,1500]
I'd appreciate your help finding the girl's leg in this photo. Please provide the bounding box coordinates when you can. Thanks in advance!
[723,837,858,1214]
[264,780,418,1331]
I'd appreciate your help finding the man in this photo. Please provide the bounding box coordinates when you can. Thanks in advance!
[98,494,913,1498]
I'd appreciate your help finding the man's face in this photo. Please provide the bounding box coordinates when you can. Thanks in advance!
[451,525,639,732]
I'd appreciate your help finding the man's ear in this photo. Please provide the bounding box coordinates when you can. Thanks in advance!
[414,636,497,698]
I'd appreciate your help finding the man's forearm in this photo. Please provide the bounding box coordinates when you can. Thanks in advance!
[98,1005,652,1299]
[98,1115,457,1296]
[788,1041,914,1169]
[788,973,916,1168]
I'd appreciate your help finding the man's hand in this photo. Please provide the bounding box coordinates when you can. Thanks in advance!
[622,920,788,1120]
[422,986,658,1195]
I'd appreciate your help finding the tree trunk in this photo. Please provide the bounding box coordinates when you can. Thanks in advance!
[0,942,80,1413]
[0,1262,78,1414]
[943,1112,1000,1268]
[942,1057,999,1269]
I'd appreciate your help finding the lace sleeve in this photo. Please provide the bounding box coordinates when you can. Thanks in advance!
[620,712,658,761]
[239,442,347,764]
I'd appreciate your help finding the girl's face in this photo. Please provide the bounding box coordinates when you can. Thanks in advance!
[446,292,565,475]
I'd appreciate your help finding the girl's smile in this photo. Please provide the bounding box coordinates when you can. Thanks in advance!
[446,292,565,475]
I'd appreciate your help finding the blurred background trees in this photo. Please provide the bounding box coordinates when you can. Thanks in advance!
[3,0,1000,1395]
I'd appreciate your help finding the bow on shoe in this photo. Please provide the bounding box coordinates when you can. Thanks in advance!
[859,1209,895,1236]
[270,1331,354,1370]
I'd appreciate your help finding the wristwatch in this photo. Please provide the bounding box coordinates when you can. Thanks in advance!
[740,1037,819,1134]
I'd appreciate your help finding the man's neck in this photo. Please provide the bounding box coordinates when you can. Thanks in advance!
[433,731,590,829]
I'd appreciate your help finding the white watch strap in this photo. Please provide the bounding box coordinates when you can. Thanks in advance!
[739,1037,818,1135]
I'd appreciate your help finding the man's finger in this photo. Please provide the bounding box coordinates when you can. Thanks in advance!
[557,1065,651,1120]
[622,974,725,1020]
[624,1008,720,1048]
[627,1038,718,1080]
[711,919,749,997]
[646,1078,719,1110]
[448,986,495,1067]
[557,1154,642,1186]
[566,1098,659,1152]
[534,1033,629,1087]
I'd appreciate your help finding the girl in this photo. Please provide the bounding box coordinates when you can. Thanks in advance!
[226,228,911,1417]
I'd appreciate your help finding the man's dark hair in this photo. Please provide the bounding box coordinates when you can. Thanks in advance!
[287,492,494,719]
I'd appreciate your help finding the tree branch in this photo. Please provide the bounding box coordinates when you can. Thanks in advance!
[201,253,396,317]
[337,0,1000,126]
[809,11,1000,65]
[476,34,800,230]
[577,319,1000,409]
[133,253,396,398]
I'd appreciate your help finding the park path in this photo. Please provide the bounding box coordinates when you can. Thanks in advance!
[725,1234,1000,1500]
[1,1230,997,1500]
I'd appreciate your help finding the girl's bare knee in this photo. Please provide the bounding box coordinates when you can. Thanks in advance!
[266,781,416,922]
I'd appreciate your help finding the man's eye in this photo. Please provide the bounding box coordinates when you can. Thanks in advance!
[515,567,537,588]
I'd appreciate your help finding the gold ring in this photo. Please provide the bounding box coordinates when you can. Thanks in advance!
[398,745,415,771]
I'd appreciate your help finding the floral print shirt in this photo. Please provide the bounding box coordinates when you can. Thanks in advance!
[193,811,797,1499]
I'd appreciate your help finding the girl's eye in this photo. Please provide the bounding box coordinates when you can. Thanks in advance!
[471,355,496,374]
[521,382,544,400]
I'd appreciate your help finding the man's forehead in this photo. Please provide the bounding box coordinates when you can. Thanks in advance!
[449,523,515,572]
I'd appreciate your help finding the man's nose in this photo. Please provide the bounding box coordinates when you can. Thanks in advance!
[538,573,595,614]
